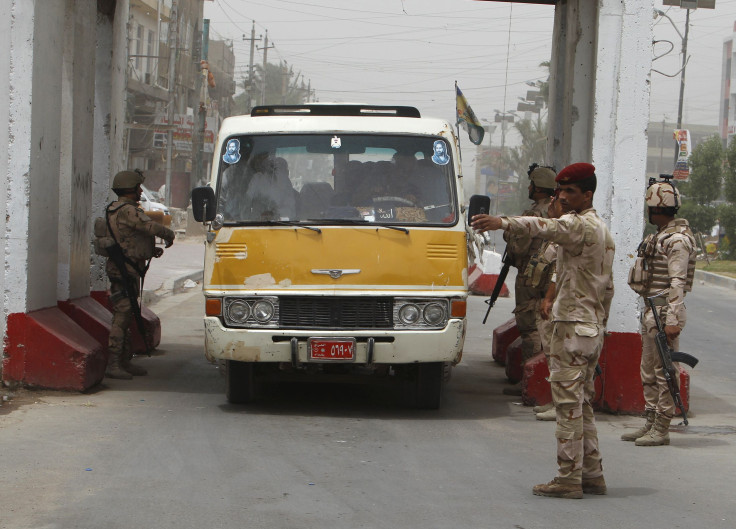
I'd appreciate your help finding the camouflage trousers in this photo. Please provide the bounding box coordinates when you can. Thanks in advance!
[513,279,544,361]
[549,321,605,485]
[640,307,683,419]
[107,277,139,358]
[536,303,553,360]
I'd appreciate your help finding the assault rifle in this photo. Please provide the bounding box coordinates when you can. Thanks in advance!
[483,250,510,324]
[646,295,699,425]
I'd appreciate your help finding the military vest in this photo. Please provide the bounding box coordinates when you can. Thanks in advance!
[524,240,557,289]
[628,219,696,295]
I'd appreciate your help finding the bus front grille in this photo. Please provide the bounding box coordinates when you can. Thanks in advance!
[279,296,393,329]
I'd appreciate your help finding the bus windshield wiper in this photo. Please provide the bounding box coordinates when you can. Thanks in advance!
[312,218,409,234]
[263,220,322,233]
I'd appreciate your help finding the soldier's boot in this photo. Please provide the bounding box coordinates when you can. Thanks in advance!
[105,352,133,380]
[582,476,607,495]
[635,414,671,446]
[535,408,557,421]
[533,402,554,413]
[532,477,583,499]
[620,410,656,441]
[121,349,148,376]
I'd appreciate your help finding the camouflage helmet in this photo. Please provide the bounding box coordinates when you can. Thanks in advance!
[529,166,557,189]
[645,181,680,209]
[112,170,145,190]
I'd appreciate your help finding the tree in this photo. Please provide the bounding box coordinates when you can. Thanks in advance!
[686,134,723,205]
[724,136,736,203]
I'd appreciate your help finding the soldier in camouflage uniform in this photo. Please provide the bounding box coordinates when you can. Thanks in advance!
[504,165,557,367]
[472,162,614,499]
[622,178,696,446]
[103,170,175,379]
[526,194,563,421]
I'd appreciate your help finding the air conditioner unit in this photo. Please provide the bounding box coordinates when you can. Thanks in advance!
[153,133,167,149]
[662,0,715,8]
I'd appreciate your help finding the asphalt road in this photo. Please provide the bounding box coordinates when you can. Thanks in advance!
[0,282,734,529]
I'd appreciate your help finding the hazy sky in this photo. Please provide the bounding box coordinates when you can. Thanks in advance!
[203,0,736,148]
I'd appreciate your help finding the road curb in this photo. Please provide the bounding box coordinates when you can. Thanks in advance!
[694,270,736,290]
[143,270,203,305]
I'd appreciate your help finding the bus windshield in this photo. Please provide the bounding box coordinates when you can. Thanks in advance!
[216,134,457,226]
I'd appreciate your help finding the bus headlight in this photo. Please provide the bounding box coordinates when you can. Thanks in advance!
[398,304,421,325]
[227,300,250,323]
[394,298,451,329]
[423,303,446,325]
[252,299,275,323]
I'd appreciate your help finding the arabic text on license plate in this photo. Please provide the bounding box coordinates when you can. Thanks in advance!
[309,339,355,360]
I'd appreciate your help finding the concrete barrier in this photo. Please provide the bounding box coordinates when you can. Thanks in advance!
[504,336,523,383]
[519,331,690,414]
[3,308,106,391]
[468,264,510,297]
[491,317,519,365]
[91,290,161,353]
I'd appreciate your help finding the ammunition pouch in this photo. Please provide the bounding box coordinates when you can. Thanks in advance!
[628,256,648,294]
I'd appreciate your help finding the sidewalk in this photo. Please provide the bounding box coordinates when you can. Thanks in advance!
[142,235,205,305]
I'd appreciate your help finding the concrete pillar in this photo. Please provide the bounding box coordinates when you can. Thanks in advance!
[91,10,116,291]
[5,0,65,316]
[529,0,660,414]
[59,0,97,301]
[593,0,653,333]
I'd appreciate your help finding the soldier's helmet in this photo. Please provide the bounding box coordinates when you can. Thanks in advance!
[645,181,680,209]
[112,170,145,190]
[529,166,557,189]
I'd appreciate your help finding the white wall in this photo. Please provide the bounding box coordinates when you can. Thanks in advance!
[0,1,12,340]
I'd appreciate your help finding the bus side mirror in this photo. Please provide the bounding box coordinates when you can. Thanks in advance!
[191,186,217,222]
[468,194,490,223]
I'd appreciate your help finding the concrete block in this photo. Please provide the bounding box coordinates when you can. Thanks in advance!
[491,317,519,365]
[504,336,523,383]
[58,296,113,348]
[468,264,510,297]
[3,308,106,391]
[90,290,161,353]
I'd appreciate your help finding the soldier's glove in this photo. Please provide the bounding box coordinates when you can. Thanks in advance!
[153,247,164,258]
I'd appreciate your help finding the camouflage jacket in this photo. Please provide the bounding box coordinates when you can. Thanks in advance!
[501,207,614,325]
[105,197,175,280]
[504,197,551,272]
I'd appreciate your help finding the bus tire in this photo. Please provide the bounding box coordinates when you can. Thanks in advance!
[414,362,445,409]
[226,360,256,404]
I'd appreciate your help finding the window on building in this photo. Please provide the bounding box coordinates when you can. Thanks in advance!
[147,30,154,78]
[136,25,143,70]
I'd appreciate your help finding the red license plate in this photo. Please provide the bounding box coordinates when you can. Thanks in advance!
[308,338,356,361]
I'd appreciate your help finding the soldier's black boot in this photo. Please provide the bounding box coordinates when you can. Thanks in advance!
[105,351,133,380]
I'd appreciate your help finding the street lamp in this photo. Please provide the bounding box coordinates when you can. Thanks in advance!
[492,109,517,215]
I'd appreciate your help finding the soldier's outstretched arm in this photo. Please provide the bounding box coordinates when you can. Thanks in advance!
[121,206,176,247]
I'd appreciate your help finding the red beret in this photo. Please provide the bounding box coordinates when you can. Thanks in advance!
[556,162,595,183]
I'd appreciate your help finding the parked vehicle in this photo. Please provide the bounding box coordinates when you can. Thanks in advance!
[140,185,171,226]
[191,104,470,408]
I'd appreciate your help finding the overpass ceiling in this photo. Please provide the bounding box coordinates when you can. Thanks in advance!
[475,1,556,4]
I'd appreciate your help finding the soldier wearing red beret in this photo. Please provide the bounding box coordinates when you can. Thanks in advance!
[472,162,615,499]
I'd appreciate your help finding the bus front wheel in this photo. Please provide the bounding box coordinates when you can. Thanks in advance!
[226,360,256,404]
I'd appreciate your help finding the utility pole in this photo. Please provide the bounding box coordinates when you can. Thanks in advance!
[258,30,274,106]
[165,0,178,208]
[676,9,690,131]
[243,21,260,111]
[193,19,208,190]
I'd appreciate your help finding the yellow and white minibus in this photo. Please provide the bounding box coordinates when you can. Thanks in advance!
[192,104,470,408]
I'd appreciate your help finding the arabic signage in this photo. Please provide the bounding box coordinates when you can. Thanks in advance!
[153,113,216,153]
